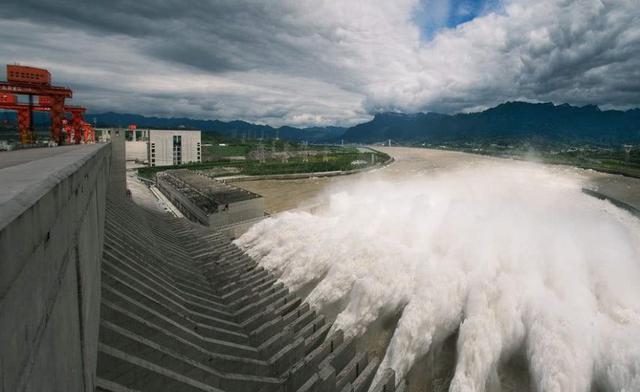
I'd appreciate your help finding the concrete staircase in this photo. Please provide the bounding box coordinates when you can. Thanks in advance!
[96,195,401,392]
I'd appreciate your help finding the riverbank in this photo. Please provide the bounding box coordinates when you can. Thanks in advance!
[218,155,394,182]
[231,146,640,215]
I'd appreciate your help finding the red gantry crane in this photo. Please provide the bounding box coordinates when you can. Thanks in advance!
[0,64,95,144]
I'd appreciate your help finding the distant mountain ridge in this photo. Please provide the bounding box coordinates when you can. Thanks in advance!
[87,101,640,146]
[342,102,640,145]
[88,112,345,142]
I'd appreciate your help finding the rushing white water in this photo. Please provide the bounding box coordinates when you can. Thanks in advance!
[234,162,640,392]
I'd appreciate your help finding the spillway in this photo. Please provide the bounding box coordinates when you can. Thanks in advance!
[96,192,402,391]
[236,161,640,392]
[3,139,640,392]
[0,137,402,391]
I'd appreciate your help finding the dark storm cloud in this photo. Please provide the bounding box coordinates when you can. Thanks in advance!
[2,1,301,73]
[0,0,638,126]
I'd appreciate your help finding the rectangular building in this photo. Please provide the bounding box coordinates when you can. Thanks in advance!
[97,128,202,166]
[148,130,201,167]
[155,169,264,227]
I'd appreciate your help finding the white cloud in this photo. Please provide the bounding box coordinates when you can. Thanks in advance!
[0,0,638,126]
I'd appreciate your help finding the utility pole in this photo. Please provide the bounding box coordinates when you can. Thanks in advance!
[624,145,633,162]
[257,142,265,163]
[302,141,309,163]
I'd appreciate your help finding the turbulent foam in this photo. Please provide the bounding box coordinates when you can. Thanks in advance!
[234,162,640,391]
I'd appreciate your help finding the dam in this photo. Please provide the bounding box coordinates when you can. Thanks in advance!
[0,137,401,391]
[3,138,640,392]
[229,147,640,391]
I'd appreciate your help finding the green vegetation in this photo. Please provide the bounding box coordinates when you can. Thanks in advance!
[139,139,389,180]
[200,134,315,161]
[540,148,640,178]
[200,133,250,160]
[204,144,250,158]
[424,141,640,178]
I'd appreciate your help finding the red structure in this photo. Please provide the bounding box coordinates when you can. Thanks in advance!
[0,64,94,144]
[6,65,51,85]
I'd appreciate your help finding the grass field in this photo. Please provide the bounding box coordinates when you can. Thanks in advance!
[202,144,251,160]
[438,142,640,178]
[139,146,388,179]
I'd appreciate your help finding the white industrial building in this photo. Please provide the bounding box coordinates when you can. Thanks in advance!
[98,128,201,167]
[148,130,201,167]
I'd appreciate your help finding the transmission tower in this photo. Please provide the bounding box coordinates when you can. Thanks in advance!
[282,143,289,163]
[323,147,329,162]
[624,145,633,162]
[257,143,266,163]
[302,141,309,163]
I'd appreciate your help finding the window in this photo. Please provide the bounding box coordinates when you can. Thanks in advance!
[172,135,182,165]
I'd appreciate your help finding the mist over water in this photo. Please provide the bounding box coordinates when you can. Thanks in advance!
[235,162,640,391]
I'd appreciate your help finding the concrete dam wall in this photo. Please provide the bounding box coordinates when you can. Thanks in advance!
[96,194,398,391]
[0,144,111,392]
[0,141,402,391]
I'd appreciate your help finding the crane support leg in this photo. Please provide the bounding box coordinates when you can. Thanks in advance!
[50,96,65,144]
[17,107,31,144]
[72,111,84,144]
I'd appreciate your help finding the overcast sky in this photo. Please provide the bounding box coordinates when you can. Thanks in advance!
[1,0,638,127]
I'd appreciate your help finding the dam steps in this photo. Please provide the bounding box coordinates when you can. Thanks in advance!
[97,196,403,391]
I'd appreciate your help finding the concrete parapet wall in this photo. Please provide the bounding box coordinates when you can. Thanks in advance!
[0,144,112,392]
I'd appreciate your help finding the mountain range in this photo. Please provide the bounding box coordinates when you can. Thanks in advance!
[342,102,640,145]
[87,112,345,142]
[86,102,640,145]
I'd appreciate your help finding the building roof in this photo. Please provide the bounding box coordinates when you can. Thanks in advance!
[158,169,260,214]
